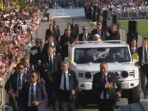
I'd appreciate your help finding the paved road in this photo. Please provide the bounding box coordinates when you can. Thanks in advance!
[36,17,93,41]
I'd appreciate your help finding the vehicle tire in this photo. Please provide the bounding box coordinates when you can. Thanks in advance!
[128,85,140,104]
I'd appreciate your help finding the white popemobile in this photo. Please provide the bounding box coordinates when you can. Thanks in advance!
[67,40,140,106]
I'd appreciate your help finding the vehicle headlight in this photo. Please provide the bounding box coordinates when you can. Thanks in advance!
[121,71,128,78]
[85,72,92,79]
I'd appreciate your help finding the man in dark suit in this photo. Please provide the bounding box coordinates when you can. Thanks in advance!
[22,56,32,80]
[130,39,137,55]
[45,24,54,42]
[59,28,73,60]
[41,46,61,109]
[42,35,59,62]
[78,26,92,41]
[53,20,60,43]
[5,63,28,111]
[30,38,42,70]
[70,19,79,40]
[106,23,120,40]
[20,71,47,111]
[92,62,122,111]
[138,38,148,98]
[55,61,78,111]
[91,21,106,40]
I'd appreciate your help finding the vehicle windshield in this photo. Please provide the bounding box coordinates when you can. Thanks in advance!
[74,47,131,64]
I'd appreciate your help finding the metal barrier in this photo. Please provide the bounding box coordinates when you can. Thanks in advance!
[118,9,148,20]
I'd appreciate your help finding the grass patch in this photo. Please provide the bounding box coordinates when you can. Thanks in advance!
[120,19,148,38]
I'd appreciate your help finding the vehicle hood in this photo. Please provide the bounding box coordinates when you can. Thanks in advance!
[73,63,136,72]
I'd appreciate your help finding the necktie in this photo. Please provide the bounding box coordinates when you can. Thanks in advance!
[17,76,22,97]
[103,75,107,99]
[50,57,53,72]
[64,74,67,90]
[145,48,148,63]
[31,85,35,104]
[18,76,21,88]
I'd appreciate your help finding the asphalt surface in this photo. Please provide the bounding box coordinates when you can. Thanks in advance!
[36,17,93,41]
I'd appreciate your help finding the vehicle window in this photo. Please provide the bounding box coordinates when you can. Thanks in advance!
[74,47,131,64]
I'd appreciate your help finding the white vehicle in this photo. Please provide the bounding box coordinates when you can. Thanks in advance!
[68,40,140,105]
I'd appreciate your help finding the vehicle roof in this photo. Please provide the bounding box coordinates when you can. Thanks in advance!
[70,40,129,48]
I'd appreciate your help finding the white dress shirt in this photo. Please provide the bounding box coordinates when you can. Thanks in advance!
[83,33,88,41]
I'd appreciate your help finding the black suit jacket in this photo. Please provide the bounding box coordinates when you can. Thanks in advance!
[41,42,59,61]
[106,31,120,40]
[55,69,78,101]
[71,24,79,39]
[42,55,60,82]
[91,29,105,40]
[59,35,73,59]
[92,72,121,100]
[78,33,92,41]
[45,28,53,41]
[138,47,148,65]
[5,73,27,94]
[30,45,42,66]
[55,69,78,91]
[20,82,47,108]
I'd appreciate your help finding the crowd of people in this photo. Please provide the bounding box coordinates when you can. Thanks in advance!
[4,13,122,111]
[0,6,42,78]
[84,0,148,21]
[3,1,148,111]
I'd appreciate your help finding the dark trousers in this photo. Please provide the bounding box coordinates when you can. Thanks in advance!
[98,99,115,111]
[58,90,75,111]
[140,64,148,96]
[9,96,21,111]
[22,106,38,111]
[47,90,56,109]
[45,81,56,109]
[58,100,75,111]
